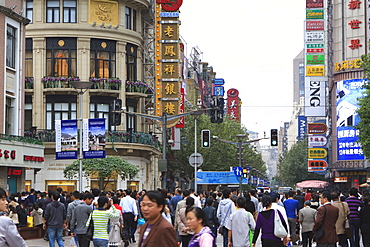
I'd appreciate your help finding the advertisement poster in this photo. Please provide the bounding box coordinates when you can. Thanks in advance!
[55,120,78,159]
[298,116,307,140]
[83,118,106,159]
[336,79,365,160]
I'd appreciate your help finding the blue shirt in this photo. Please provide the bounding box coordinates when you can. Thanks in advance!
[283,198,300,219]
[170,194,183,212]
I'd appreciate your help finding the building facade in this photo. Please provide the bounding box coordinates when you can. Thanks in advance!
[24,0,161,192]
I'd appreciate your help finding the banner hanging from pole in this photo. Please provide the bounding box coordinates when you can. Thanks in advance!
[55,119,78,159]
[83,118,106,159]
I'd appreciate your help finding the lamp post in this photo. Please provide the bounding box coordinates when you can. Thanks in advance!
[70,81,93,192]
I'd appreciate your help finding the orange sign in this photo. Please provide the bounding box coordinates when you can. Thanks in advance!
[308,160,328,172]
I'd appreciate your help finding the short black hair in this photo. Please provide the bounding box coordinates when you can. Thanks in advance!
[52,192,60,201]
[321,191,332,201]
[72,191,80,199]
[111,196,119,205]
[143,190,166,212]
[222,188,231,198]
[236,196,247,208]
[183,190,190,197]
[84,193,94,201]
[206,197,213,207]
[349,187,358,197]
[98,196,109,208]
[262,195,272,208]
[91,188,100,197]
[0,188,7,199]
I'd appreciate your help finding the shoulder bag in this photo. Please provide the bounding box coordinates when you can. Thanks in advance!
[314,206,326,240]
[341,202,352,239]
[274,209,288,238]
[86,213,94,241]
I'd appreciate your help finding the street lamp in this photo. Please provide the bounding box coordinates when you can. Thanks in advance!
[70,81,93,192]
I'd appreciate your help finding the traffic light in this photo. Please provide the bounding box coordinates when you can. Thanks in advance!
[271,129,278,146]
[242,167,250,178]
[202,130,210,148]
[110,99,122,126]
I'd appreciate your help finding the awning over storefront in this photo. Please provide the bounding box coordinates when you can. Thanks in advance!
[296,180,328,188]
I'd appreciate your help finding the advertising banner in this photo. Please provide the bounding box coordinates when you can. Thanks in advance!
[298,116,307,140]
[305,32,325,43]
[55,120,78,160]
[227,89,240,121]
[308,148,327,159]
[306,66,325,76]
[336,79,365,160]
[306,55,325,64]
[306,21,325,30]
[308,135,327,147]
[306,43,325,53]
[306,9,324,19]
[83,118,106,159]
[305,78,326,117]
[306,0,323,8]
[308,160,328,172]
[197,172,248,184]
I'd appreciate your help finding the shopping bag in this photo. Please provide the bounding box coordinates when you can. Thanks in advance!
[69,237,77,247]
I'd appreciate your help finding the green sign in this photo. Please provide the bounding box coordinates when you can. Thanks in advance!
[306,55,325,64]
[306,9,324,19]
[307,44,324,49]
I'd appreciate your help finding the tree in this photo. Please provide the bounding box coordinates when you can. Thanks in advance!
[356,54,370,158]
[169,113,266,187]
[276,139,323,187]
[63,156,139,190]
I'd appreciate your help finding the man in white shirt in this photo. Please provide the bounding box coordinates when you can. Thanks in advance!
[119,189,138,247]
[189,189,202,208]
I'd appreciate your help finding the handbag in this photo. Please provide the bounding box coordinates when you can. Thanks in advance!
[86,213,94,241]
[69,237,77,247]
[314,206,326,240]
[274,209,288,238]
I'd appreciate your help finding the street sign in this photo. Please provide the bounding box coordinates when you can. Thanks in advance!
[308,148,327,159]
[233,166,243,177]
[308,123,327,134]
[189,153,203,167]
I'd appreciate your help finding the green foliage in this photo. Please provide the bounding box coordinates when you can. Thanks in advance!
[276,140,323,187]
[63,156,139,181]
[357,54,370,158]
[169,114,266,183]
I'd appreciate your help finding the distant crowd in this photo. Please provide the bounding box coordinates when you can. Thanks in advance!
[0,186,369,247]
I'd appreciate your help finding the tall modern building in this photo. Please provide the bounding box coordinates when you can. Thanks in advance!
[24,0,162,192]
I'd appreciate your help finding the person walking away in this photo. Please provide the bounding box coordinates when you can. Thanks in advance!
[252,195,289,247]
[312,191,339,247]
[67,191,81,245]
[170,188,183,221]
[331,191,350,247]
[119,189,138,247]
[283,191,300,245]
[70,193,94,247]
[345,187,363,247]
[177,197,195,247]
[32,203,44,227]
[217,189,236,247]
[0,187,27,246]
[203,197,218,237]
[8,205,19,227]
[243,193,255,215]
[107,201,123,247]
[226,197,255,247]
[186,207,216,247]
[270,192,290,239]
[87,196,120,247]
[138,190,177,247]
[299,201,316,247]
[294,190,305,210]
[43,192,67,247]
[360,195,370,247]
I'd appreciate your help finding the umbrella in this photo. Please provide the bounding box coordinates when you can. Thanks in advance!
[296,180,329,188]
[360,183,370,187]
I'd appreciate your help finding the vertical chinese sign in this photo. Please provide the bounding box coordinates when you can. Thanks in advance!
[56,120,78,159]
[155,0,182,127]
[226,89,240,122]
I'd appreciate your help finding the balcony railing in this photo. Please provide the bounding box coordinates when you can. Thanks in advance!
[0,133,43,145]
[42,76,81,88]
[126,81,154,94]
[24,130,160,148]
[25,77,34,89]
[89,78,121,90]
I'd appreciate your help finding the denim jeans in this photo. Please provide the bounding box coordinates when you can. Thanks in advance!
[349,219,361,247]
[222,226,228,247]
[93,238,108,247]
[48,227,64,247]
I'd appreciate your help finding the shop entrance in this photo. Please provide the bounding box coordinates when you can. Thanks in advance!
[8,176,17,195]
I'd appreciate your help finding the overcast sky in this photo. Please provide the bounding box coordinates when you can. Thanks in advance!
[179,0,306,138]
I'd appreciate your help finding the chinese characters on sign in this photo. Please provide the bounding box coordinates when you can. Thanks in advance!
[226,89,240,122]
[334,59,361,71]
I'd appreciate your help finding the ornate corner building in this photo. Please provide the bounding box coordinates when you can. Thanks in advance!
[24,0,161,192]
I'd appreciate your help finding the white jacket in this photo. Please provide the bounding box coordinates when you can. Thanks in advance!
[216,198,235,227]
[0,216,27,246]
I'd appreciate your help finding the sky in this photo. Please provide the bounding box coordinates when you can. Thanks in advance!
[179,0,306,139]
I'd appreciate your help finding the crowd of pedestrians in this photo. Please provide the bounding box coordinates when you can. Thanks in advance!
[0,186,369,247]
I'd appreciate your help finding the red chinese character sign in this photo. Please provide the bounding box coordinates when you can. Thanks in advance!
[306,0,323,8]
[227,89,240,122]
[156,0,183,11]
[175,88,185,128]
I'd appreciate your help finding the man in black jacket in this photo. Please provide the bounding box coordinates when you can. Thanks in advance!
[43,192,67,247]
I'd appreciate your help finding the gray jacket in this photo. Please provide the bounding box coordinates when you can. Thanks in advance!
[67,200,81,223]
[44,201,66,228]
[299,206,317,233]
[217,198,236,227]
[70,201,93,234]
[0,216,27,246]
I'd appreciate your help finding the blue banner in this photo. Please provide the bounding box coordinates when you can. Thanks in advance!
[83,118,106,159]
[55,120,78,159]
[336,79,365,160]
[298,116,307,140]
[197,172,248,184]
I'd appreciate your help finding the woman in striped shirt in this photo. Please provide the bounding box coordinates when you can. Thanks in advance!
[87,196,120,247]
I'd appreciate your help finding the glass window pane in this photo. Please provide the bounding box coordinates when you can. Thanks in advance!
[27,1,33,8]
[54,103,62,110]
[70,9,76,22]
[64,1,76,7]
[63,9,69,22]
[47,10,53,22]
[71,59,77,77]
[47,103,52,111]
[71,112,77,119]
[90,104,94,111]
[90,112,95,118]
[54,9,60,22]
[47,112,52,129]
[61,103,69,111]
[25,103,32,110]
[71,103,76,111]
[48,1,60,7]
[62,112,68,120]
[97,104,109,112]
[55,113,61,120]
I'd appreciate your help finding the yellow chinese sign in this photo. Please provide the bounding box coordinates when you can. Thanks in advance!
[334,59,361,72]
[89,0,119,26]
[308,148,327,159]
[306,66,325,76]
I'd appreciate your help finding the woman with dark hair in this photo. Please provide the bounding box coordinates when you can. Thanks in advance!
[203,197,218,237]
[186,206,215,247]
[138,190,177,247]
[86,196,120,247]
[244,193,256,214]
[360,196,370,247]
[252,195,289,247]
[0,187,27,246]
[178,197,195,247]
